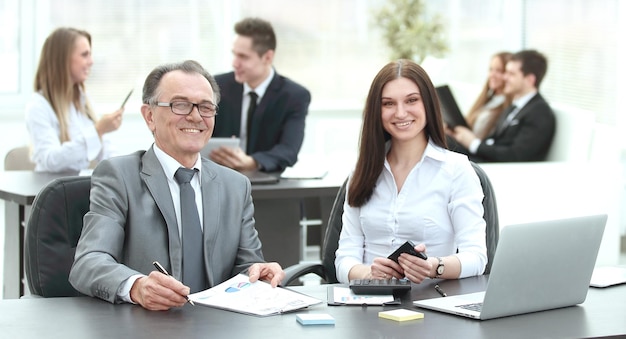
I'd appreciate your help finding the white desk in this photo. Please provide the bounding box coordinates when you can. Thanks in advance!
[480,161,622,265]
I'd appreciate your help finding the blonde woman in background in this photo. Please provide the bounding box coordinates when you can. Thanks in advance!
[464,51,513,140]
[25,27,124,172]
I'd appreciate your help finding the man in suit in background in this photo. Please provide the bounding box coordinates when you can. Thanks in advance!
[69,60,284,311]
[210,17,311,172]
[447,49,556,162]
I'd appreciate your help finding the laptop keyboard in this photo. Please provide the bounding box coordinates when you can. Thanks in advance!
[457,302,483,312]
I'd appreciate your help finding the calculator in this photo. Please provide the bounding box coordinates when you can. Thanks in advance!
[349,278,412,295]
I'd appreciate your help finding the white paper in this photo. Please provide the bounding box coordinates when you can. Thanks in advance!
[332,286,395,305]
[280,158,328,179]
[189,274,322,316]
[280,166,328,179]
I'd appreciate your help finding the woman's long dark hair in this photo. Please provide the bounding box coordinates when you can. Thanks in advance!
[348,59,446,207]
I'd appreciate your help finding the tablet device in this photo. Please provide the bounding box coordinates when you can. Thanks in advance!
[201,137,240,157]
[435,85,469,128]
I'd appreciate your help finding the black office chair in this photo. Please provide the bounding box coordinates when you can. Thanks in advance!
[282,161,499,286]
[283,177,347,285]
[24,176,91,297]
[471,161,499,274]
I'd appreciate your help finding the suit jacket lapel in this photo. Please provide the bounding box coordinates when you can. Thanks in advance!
[200,158,221,286]
[513,94,542,122]
[229,78,244,130]
[249,72,281,152]
[140,146,184,279]
[492,94,541,138]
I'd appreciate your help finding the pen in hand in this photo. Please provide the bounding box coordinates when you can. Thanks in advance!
[152,261,195,306]
[435,284,447,297]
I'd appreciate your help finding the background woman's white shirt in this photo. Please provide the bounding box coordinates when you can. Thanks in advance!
[335,142,487,283]
[25,92,107,172]
[472,94,506,139]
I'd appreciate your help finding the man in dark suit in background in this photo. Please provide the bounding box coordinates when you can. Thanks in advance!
[447,49,556,162]
[211,17,311,172]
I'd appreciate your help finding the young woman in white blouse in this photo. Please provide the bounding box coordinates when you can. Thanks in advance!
[25,27,124,172]
[335,59,487,284]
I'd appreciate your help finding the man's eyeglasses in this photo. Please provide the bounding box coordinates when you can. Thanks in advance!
[156,101,218,118]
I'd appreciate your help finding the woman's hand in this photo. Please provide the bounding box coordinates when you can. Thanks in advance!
[96,108,124,137]
[397,243,432,283]
[370,257,404,280]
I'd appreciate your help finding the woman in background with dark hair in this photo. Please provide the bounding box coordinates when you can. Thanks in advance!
[25,27,124,172]
[335,59,487,284]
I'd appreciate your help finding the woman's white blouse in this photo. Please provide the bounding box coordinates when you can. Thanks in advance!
[472,94,506,139]
[335,142,487,283]
[25,92,106,172]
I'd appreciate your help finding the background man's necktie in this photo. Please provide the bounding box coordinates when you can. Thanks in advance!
[174,167,207,293]
[246,91,258,152]
[495,104,517,135]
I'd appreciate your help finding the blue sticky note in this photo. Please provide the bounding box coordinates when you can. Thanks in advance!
[296,313,335,325]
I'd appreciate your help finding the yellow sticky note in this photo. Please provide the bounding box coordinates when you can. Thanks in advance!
[378,309,424,322]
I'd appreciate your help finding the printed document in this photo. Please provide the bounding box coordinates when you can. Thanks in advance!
[188,274,322,316]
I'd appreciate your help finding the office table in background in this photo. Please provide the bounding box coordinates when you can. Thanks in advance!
[0,171,76,299]
[1,170,345,299]
[2,276,625,338]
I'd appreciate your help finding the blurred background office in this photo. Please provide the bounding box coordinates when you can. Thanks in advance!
[1,0,625,281]
[1,0,624,160]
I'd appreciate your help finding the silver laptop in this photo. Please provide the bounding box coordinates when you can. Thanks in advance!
[414,214,607,320]
[201,137,240,157]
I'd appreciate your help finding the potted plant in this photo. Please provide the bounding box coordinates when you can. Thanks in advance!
[373,0,448,63]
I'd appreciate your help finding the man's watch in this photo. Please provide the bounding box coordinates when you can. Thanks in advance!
[435,257,445,278]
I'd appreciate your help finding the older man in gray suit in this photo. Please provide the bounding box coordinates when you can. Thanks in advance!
[69,60,284,311]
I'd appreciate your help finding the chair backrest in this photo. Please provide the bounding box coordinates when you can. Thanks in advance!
[4,145,35,171]
[320,161,499,282]
[319,177,348,284]
[25,176,91,297]
[470,161,499,274]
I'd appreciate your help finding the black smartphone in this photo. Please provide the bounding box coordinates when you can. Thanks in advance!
[387,240,427,263]
[120,89,133,108]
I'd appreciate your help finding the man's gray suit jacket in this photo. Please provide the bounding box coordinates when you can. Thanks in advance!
[69,146,265,303]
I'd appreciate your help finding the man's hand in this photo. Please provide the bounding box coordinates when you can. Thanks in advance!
[130,271,190,311]
[248,262,285,287]
[210,146,258,171]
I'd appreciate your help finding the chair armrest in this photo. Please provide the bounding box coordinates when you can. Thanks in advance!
[282,262,325,286]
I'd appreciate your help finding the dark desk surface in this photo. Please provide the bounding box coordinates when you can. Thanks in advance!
[2,276,625,339]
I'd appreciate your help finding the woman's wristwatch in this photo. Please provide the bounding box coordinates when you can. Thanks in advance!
[434,257,445,278]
